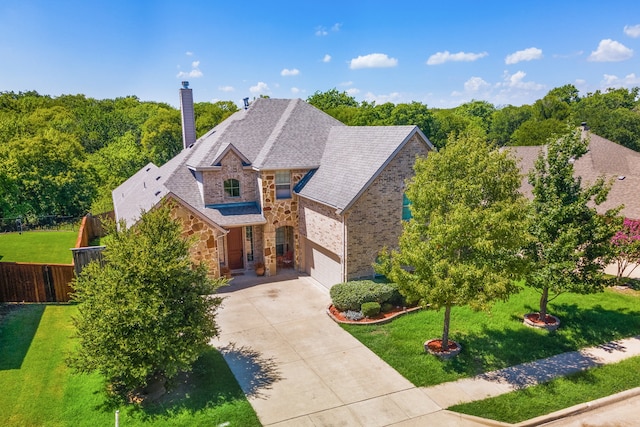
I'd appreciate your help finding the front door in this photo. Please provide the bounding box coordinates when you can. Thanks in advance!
[227,228,244,270]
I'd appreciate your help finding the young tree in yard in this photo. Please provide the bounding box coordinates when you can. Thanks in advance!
[68,207,225,399]
[611,218,640,281]
[524,129,621,323]
[380,130,529,352]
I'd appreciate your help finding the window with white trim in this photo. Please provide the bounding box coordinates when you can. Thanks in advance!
[275,171,291,199]
[224,179,240,197]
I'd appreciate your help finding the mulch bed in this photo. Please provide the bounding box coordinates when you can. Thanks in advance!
[327,304,420,325]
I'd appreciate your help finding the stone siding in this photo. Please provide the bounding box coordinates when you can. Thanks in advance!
[202,151,258,205]
[345,134,430,279]
[260,169,307,275]
[169,201,224,278]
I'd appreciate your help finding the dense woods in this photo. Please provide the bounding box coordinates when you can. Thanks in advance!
[1,85,639,219]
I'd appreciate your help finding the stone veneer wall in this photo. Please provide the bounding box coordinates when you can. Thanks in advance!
[345,134,430,279]
[169,202,223,278]
[260,169,307,275]
[202,151,258,205]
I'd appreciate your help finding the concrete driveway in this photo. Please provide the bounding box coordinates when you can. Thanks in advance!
[211,273,484,427]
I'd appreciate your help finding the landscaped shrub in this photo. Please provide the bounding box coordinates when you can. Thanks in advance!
[381,302,394,313]
[330,280,396,311]
[361,302,381,317]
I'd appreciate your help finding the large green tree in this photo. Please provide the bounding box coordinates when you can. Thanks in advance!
[381,130,529,352]
[524,128,621,322]
[68,207,225,398]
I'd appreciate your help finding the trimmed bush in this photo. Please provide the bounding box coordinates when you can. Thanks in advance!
[330,280,396,311]
[381,302,394,313]
[361,302,381,317]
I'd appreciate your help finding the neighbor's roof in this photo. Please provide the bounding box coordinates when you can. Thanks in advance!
[296,126,432,212]
[509,130,640,219]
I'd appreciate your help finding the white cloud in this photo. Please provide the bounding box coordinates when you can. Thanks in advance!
[363,91,403,104]
[186,51,193,56]
[349,53,398,69]
[281,68,300,76]
[315,26,328,36]
[624,24,640,38]
[218,85,234,92]
[340,81,353,87]
[505,47,543,64]
[346,88,360,96]
[249,81,270,94]
[588,39,633,62]
[176,59,203,78]
[426,50,488,65]
[323,54,332,63]
[602,73,640,87]
[464,76,490,92]
[498,70,544,90]
[291,87,300,94]
[331,23,342,32]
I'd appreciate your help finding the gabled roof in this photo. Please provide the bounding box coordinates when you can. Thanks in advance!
[113,98,433,227]
[509,131,640,219]
[296,126,432,212]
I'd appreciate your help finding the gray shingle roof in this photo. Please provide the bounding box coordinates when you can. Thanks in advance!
[509,131,640,219]
[296,126,428,211]
[113,98,432,227]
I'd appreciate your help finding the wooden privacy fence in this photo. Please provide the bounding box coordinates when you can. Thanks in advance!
[0,212,111,303]
[0,262,75,303]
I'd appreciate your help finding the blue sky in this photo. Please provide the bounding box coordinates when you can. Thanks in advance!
[1,1,639,108]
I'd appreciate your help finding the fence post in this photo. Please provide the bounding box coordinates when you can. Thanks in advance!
[115,410,119,427]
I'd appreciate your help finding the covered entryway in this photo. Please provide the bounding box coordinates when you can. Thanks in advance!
[303,237,342,288]
[227,228,244,270]
[276,226,295,270]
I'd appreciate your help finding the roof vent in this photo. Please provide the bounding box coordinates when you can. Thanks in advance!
[618,176,626,180]
[154,191,161,196]
[155,176,161,181]
[182,81,189,89]
[243,97,250,110]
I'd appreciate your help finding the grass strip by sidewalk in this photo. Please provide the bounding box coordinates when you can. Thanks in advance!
[448,355,640,423]
[341,287,640,387]
[0,304,261,427]
[0,231,77,263]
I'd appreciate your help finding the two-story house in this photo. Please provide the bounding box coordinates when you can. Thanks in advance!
[113,92,433,288]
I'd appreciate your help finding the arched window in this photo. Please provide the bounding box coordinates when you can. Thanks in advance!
[224,179,240,197]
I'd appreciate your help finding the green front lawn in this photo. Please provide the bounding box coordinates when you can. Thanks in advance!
[0,304,260,427]
[0,231,78,264]
[342,286,640,387]
[449,355,640,423]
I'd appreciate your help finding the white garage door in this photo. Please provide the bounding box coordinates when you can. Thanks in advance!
[304,238,342,289]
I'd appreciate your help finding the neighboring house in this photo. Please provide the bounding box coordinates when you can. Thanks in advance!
[510,127,640,220]
[114,91,433,288]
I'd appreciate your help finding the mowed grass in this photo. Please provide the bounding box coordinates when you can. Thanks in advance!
[449,355,640,423]
[0,231,78,264]
[342,286,640,387]
[0,304,261,427]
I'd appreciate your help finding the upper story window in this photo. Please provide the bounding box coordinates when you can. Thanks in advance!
[275,171,291,199]
[224,179,240,197]
[402,193,412,221]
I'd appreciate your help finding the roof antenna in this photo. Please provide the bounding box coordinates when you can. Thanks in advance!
[243,97,250,110]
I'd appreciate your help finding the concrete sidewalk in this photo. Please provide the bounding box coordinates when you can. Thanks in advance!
[211,273,640,426]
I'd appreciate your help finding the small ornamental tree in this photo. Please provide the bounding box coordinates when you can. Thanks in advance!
[68,206,225,398]
[524,128,621,323]
[380,130,529,352]
[611,218,640,281]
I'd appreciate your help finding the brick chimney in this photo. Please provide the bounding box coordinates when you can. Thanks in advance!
[179,81,196,149]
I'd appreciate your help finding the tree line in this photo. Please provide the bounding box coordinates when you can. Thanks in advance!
[1,85,638,220]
